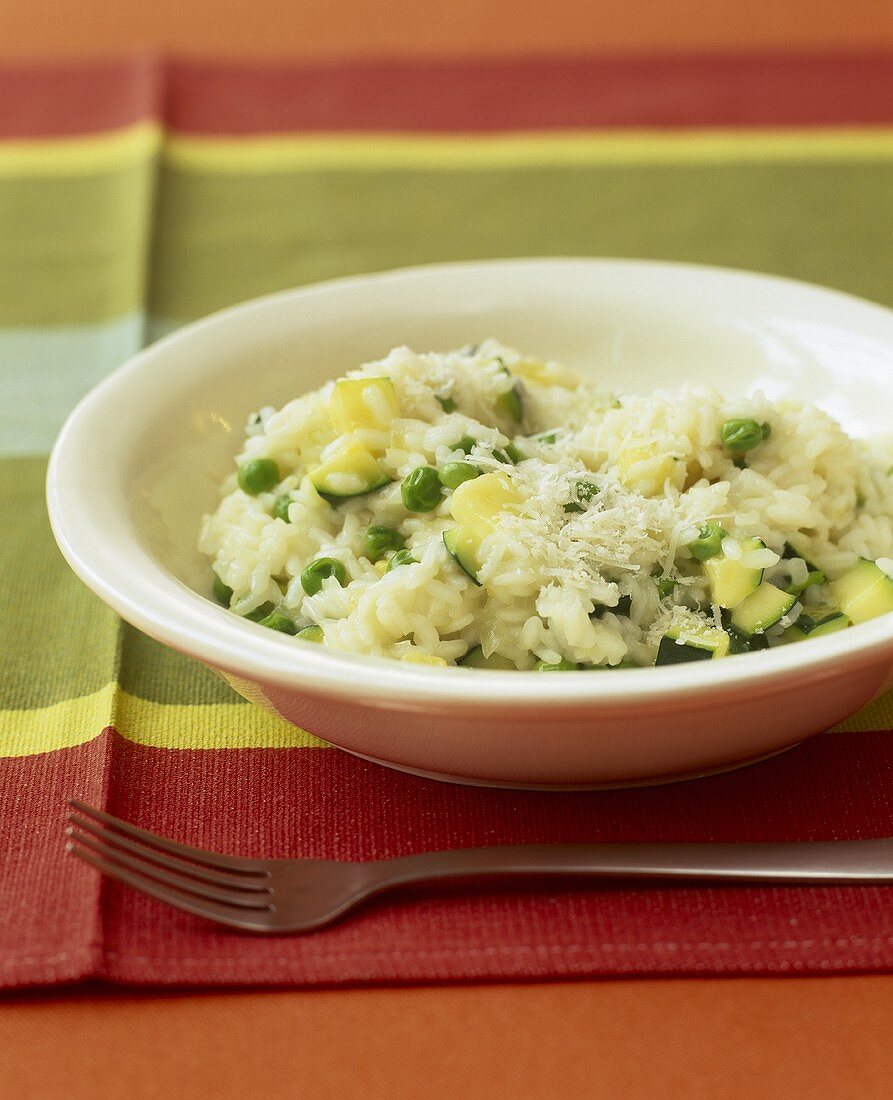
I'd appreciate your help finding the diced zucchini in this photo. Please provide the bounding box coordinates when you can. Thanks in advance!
[592,595,632,619]
[617,445,680,497]
[309,437,391,500]
[656,622,730,664]
[830,559,893,624]
[730,582,797,637]
[784,569,826,597]
[444,470,522,585]
[443,528,482,585]
[495,384,523,422]
[458,646,516,669]
[295,625,323,643]
[703,538,765,608]
[780,625,808,644]
[511,359,580,389]
[782,542,822,573]
[798,610,851,637]
[449,471,522,540]
[328,376,399,433]
[493,360,524,422]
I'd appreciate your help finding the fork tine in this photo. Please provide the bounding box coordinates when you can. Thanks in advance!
[67,814,271,892]
[69,830,273,910]
[68,843,276,932]
[68,799,267,875]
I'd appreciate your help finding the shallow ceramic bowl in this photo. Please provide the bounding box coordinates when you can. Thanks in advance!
[47,260,893,788]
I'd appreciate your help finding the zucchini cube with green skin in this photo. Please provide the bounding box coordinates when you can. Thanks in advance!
[656,623,730,664]
[703,537,765,608]
[309,437,391,500]
[448,471,522,536]
[443,528,482,584]
[830,559,893,625]
[444,471,523,582]
[729,582,796,637]
[798,609,851,637]
[328,376,399,434]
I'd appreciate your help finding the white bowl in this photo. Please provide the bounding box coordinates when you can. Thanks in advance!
[47,260,893,788]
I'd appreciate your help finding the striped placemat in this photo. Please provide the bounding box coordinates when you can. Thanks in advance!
[1,55,892,989]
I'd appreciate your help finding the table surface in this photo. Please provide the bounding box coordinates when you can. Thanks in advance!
[2,2,892,1094]
[3,977,893,1098]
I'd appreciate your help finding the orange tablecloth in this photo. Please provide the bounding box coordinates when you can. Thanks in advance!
[3,978,893,1097]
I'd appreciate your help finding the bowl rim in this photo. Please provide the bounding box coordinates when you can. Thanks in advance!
[46,256,893,711]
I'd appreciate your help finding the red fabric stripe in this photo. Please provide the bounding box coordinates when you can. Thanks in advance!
[0,733,111,989]
[166,53,893,135]
[0,58,160,139]
[1,53,890,140]
[4,728,893,989]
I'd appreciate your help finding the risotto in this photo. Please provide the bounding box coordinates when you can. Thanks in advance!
[199,341,893,669]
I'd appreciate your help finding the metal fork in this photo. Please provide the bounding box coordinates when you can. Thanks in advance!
[66,799,893,934]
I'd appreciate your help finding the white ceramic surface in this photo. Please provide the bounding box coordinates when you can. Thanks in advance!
[47,259,893,787]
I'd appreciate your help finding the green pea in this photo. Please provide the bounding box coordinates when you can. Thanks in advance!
[456,436,477,455]
[244,601,275,622]
[436,395,457,413]
[387,549,417,571]
[761,422,772,440]
[272,494,293,522]
[687,523,728,561]
[438,462,482,490]
[364,525,405,562]
[257,610,298,635]
[534,659,578,671]
[237,458,280,495]
[563,481,599,514]
[296,625,323,643]
[720,418,764,454]
[212,574,233,606]
[301,557,347,596]
[401,466,443,513]
[504,442,525,464]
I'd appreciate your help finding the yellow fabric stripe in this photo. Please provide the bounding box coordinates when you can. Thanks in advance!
[0,121,161,179]
[162,128,893,175]
[113,693,327,751]
[832,688,893,734]
[1,680,888,759]
[0,685,327,758]
[0,684,117,757]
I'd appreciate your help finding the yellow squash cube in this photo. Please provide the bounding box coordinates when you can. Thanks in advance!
[449,471,522,541]
[309,437,390,499]
[511,359,580,389]
[617,445,681,497]
[328,377,400,433]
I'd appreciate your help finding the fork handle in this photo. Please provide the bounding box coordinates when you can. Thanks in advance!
[377,840,893,887]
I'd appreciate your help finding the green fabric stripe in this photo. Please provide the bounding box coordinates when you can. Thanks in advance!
[1,457,119,708]
[0,162,154,326]
[117,624,238,705]
[149,161,893,322]
[0,314,143,455]
[0,458,237,709]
